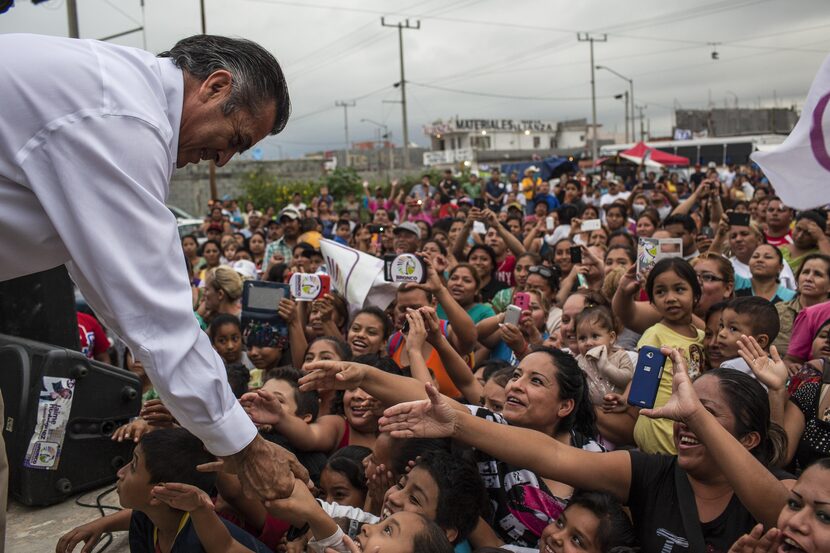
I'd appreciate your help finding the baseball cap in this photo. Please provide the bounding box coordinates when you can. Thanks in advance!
[232,260,257,280]
[278,207,301,221]
[393,222,422,240]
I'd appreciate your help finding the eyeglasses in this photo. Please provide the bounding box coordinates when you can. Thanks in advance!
[696,272,725,283]
[528,265,554,278]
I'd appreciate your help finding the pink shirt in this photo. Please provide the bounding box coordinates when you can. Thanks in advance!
[787,300,830,360]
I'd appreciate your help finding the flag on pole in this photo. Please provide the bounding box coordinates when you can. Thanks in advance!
[319,239,399,310]
[751,53,830,210]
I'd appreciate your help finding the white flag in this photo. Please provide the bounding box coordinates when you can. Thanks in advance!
[319,239,398,310]
[751,53,830,210]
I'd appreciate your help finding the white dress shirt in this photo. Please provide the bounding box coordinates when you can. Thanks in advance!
[0,34,256,456]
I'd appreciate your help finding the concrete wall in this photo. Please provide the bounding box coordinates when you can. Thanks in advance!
[168,158,419,216]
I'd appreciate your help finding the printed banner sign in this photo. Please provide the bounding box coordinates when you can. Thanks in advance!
[320,239,399,309]
[24,376,75,470]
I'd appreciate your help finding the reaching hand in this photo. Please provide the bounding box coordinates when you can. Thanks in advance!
[140,399,177,428]
[56,519,105,553]
[404,309,428,352]
[727,524,781,553]
[601,392,629,413]
[379,382,458,439]
[111,418,151,443]
[151,482,214,513]
[313,294,335,322]
[240,389,285,425]
[640,347,702,423]
[326,535,361,553]
[277,298,297,323]
[500,322,527,356]
[419,306,443,345]
[198,434,309,502]
[299,360,369,392]
[410,255,445,295]
[618,264,640,296]
[737,336,788,391]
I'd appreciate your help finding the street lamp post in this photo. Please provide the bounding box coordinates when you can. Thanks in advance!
[596,65,635,143]
[361,118,391,183]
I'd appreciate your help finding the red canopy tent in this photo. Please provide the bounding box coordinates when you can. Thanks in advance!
[619,142,690,167]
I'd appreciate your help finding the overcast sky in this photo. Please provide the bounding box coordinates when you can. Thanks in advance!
[2,0,829,159]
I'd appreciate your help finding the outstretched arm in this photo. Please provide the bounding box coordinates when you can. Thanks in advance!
[380,383,632,503]
[642,348,789,527]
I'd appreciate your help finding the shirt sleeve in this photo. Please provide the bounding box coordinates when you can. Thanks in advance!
[20,114,256,456]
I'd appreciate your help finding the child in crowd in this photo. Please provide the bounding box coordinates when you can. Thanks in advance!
[209,314,254,369]
[318,445,372,509]
[716,296,780,379]
[631,257,705,455]
[573,305,635,406]
[704,301,729,371]
[58,428,269,553]
[482,367,512,412]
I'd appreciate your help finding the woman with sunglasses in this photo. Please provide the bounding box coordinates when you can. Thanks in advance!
[525,264,563,335]
[691,253,735,318]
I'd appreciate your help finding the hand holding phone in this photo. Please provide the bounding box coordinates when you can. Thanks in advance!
[512,291,531,311]
[627,346,667,409]
[503,305,522,326]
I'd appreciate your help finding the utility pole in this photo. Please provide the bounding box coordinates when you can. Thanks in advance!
[577,33,607,163]
[66,0,79,38]
[635,105,647,141]
[614,92,629,143]
[382,17,420,170]
[335,101,356,167]
[199,0,218,201]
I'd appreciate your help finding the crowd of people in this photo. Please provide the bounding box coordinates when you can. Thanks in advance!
[58,161,830,553]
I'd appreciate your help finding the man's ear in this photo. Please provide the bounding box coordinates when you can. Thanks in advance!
[198,70,233,103]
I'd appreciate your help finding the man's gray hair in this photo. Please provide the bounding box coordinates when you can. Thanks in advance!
[158,35,290,134]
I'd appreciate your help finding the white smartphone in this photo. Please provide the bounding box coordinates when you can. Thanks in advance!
[472,221,487,235]
[581,219,602,232]
[504,304,522,326]
[545,216,555,231]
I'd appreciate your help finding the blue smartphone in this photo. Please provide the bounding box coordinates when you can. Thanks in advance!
[627,346,667,409]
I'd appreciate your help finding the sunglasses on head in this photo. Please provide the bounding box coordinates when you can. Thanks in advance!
[528,265,554,278]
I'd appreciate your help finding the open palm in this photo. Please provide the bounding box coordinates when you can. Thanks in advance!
[240,389,284,425]
[737,337,788,391]
[379,382,458,439]
[641,347,702,423]
[299,361,367,392]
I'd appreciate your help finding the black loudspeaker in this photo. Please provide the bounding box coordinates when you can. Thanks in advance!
[0,333,140,506]
[0,266,79,351]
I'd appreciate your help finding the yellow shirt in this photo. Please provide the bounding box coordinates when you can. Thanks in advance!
[632,322,705,455]
[520,176,541,200]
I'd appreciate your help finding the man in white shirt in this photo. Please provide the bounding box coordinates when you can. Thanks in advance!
[0,34,307,542]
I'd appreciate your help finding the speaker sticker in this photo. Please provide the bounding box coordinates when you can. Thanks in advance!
[24,376,75,470]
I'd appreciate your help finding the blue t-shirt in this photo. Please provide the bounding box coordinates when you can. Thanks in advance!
[734,275,796,304]
[129,510,272,553]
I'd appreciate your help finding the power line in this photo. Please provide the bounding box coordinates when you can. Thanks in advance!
[408,81,613,101]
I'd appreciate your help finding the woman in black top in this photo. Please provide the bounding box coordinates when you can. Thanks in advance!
[381,348,793,552]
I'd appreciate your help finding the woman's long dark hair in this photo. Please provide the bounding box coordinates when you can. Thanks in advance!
[532,346,597,438]
[707,368,787,467]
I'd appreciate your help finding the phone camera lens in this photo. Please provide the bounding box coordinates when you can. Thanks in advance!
[646,352,654,359]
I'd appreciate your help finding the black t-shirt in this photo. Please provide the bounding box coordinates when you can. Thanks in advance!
[627,451,791,553]
[479,278,509,303]
[791,381,830,471]
[129,510,272,553]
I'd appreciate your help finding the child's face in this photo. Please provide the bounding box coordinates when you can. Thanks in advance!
[213,323,242,364]
[382,466,439,522]
[717,308,756,359]
[247,344,282,371]
[319,466,366,509]
[302,340,342,370]
[651,269,695,324]
[260,378,299,416]
[344,388,380,433]
[576,320,615,356]
[540,504,603,553]
[336,224,351,240]
[776,465,830,553]
[347,313,386,357]
[116,445,153,510]
[357,511,426,553]
[811,323,830,361]
[483,379,506,412]
[705,309,725,370]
